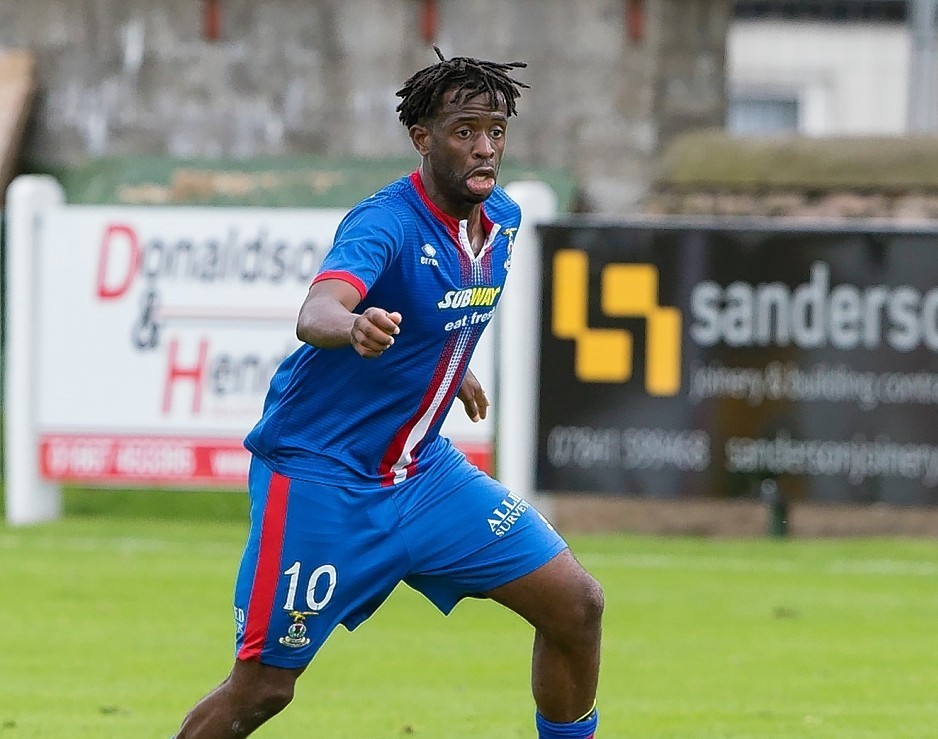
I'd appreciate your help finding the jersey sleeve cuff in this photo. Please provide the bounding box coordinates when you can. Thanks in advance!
[312,270,368,301]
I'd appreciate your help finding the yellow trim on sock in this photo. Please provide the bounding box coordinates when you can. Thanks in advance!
[574,701,597,723]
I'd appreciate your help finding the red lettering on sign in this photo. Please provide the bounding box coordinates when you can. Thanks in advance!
[96,223,140,299]
[163,338,208,413]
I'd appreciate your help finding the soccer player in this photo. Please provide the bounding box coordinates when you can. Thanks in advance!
[173,48,603,739]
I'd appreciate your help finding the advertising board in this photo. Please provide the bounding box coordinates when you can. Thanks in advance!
[32,206,494,486]
[537,220,938,505]
[6,176,556,525]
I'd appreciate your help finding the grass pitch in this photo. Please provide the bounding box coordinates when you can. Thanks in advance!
[2,490,938,738]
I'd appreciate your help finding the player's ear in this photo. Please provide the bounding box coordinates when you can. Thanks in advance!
[409,124,431,156]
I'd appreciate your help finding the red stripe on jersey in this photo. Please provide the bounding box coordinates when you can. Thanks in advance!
[425,333,474,431]
[377,332,460,485]
[412,170,493,245]
[459,247,473,283]
[478,209,495,279]
[313,270,367,301]
[480,209,494,235]
[237,472,290,661]
[410,170,460,244]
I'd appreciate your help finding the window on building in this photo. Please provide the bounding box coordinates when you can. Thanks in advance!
[727,94,800,135]
[734,1,907,22]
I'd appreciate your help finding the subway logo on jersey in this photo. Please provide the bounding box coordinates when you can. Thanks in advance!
[437,286,502,310]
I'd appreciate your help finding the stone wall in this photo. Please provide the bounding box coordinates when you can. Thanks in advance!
[0,0,731,213]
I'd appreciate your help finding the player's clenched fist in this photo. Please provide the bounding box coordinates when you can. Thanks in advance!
[350,308,402,358]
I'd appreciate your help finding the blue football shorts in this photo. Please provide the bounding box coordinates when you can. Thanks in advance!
[233,449,568,668]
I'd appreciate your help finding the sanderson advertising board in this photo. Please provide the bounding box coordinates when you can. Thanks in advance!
[537,219,938,506]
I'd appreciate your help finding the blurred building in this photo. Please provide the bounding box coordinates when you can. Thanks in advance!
[642,0,938,220]
[0,0,730,214]
[2,1,937,213]
[728,0,937,136]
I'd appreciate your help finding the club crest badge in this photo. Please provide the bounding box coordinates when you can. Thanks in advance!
[279,610,317,649]
[502,227,517,270]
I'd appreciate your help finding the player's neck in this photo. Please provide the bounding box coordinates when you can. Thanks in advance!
[417,166,486,252]
[465,214,487,255]
[418,166,483,221]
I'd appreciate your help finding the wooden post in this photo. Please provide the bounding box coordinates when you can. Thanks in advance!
[0,50,36,207]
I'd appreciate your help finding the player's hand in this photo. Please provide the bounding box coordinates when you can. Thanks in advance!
[350,308,401,358]
[457,369,489,422]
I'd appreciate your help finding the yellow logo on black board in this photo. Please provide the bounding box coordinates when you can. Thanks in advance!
[552,250,681,395]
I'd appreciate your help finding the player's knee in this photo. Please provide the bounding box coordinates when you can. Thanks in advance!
[575,572,604,634]
[260,680,296,714]
[568,572,604,641]
[546,571,604,647]
[242,681,295,726]
[229,668,298,730]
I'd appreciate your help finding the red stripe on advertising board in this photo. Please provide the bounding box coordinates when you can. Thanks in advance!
[38,434,250,487]
[38,434,493,486]
[458,442,492,475]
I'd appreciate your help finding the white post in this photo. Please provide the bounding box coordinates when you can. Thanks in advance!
[909,0,938,132]
[498,181,558,514]
[4,175,65,525]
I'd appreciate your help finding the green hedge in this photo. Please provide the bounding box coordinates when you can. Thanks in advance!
[30,154,578,210]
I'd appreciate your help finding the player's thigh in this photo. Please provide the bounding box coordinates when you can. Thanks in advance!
[227,658,307,706]
[234,459,408,668]
[398,458,568,613]
[484,548,604,635]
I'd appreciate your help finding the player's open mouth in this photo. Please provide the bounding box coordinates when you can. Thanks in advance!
[466,169,496,195]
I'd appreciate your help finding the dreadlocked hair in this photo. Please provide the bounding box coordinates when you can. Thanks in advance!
[395,46,529,128]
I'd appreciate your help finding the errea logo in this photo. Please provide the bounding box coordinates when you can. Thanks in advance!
[420,243,439,267]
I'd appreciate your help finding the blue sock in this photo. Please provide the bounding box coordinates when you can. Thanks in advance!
[535,707,598,738]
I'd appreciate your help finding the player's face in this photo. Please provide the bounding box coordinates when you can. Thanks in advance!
[419,88,509,208]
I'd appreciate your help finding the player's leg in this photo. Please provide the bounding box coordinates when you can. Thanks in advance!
[172,458,409,738]
[485,549,603,737]
[175,660,304,738]
[396,447,602,737]
[173,460,315,738]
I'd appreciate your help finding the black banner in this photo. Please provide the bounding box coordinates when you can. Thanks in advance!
[537,220,938,505]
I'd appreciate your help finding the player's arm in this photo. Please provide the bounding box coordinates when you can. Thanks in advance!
[296,278,401,359]
[457,368,489,422]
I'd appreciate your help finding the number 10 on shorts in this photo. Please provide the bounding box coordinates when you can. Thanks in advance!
[282,561,338,611]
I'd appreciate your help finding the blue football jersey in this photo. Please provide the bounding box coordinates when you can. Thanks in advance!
[244,171,521,487]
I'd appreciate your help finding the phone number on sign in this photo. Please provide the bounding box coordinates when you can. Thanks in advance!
[546,426,711,471]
